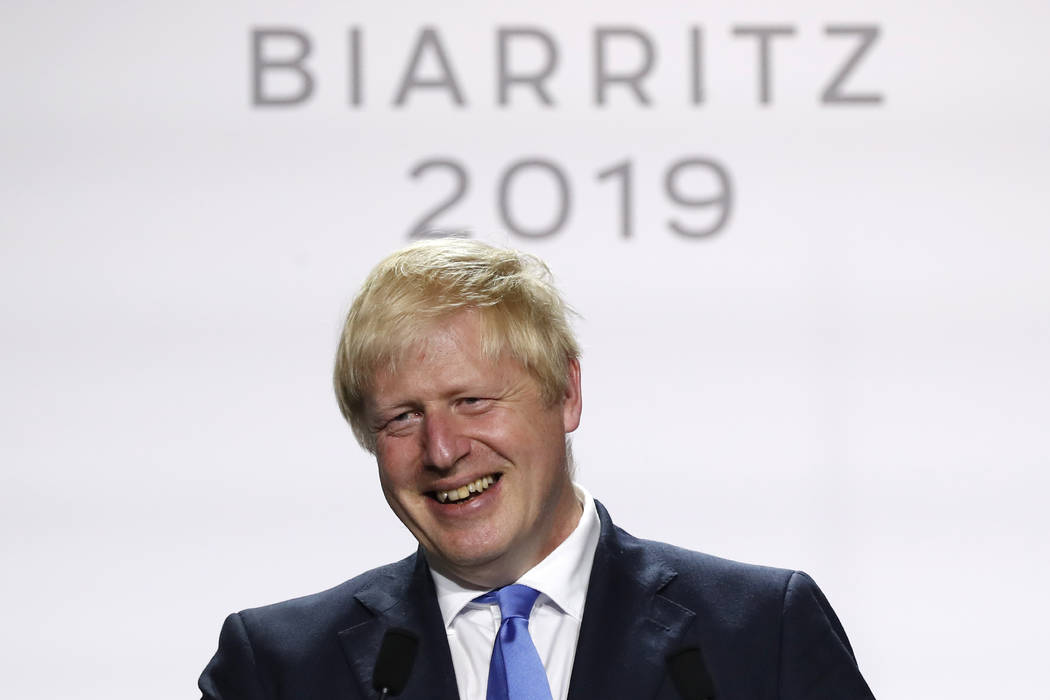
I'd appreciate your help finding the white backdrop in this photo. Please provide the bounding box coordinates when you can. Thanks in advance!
[3,1,1048,698]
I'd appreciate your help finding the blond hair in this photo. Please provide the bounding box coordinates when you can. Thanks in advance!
[334,238,580,450]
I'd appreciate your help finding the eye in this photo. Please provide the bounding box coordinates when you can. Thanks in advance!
[383,410,423,433]
[458,397,491,413]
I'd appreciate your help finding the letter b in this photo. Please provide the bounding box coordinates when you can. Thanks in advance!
[251,28,314,106]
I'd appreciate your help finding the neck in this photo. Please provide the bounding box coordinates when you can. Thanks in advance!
[430,483,583,590]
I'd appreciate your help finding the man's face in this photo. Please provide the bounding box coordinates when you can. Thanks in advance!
[366,310,582,588]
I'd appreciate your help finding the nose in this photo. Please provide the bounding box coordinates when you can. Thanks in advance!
[422,409,470,470]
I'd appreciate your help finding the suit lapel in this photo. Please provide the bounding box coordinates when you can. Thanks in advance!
[567,502,697,700]
[337,551,460,700]
[334,504,696,700]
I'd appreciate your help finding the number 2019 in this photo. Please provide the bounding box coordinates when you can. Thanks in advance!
[406,156,733,240]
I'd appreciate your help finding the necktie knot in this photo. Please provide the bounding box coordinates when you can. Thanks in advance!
[477,584,542,621]
[473,584,552,700]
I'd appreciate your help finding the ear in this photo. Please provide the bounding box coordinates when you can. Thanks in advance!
[561,357,583,433]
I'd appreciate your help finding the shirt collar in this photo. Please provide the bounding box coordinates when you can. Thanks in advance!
[431,484,601,628]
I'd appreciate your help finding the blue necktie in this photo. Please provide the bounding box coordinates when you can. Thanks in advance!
[475,584,554,700]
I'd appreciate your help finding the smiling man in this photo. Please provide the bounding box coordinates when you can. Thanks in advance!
[199,239,875,700]
[365,308,583,591]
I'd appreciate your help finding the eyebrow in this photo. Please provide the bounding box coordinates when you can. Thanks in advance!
[371,399,416,416]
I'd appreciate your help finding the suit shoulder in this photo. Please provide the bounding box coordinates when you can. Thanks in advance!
[201,555,420,696]
[595,501,796,599]
[611,526,801,631]
[626,528,796,592]
[234,552,416,642]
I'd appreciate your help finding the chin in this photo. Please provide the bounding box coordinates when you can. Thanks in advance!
[430,542,520,583]
[440,545,506,571]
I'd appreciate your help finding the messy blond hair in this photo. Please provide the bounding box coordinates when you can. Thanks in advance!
[334,238,580,451]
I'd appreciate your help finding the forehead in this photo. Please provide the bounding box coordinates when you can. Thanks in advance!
[370,311,527,401]
[402,310,489,366]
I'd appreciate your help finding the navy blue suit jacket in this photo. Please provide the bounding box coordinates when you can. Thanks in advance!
[200,502,875,699]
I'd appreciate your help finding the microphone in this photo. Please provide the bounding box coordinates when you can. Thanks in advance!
[667,647,717,699]
[372,627,419,699]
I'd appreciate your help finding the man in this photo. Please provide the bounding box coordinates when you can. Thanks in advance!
[200,239,875,699]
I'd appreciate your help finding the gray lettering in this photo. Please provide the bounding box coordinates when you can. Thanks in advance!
[594,27,656,106]
[732,25,797,105]
[597,160,634,239]
[349,27,362,107]
[499,159,571,238]
[497,28,558,107]
[393,27,466,107]
[406,159,470,238]
[665,158,733,238]
[690,27,704,105]
[822,25,884,105]
[251,28,314,106]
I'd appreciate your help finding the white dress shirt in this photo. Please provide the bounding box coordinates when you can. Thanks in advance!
[430,484,601,700]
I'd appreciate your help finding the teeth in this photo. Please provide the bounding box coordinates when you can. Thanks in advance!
[435,474,498,504]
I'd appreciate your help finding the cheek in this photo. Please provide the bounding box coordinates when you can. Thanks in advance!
[478,405,560,442]
[376,445,415,490]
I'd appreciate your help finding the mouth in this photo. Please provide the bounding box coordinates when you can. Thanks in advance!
[428,473,502,505]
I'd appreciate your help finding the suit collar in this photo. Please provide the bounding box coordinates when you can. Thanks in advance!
[337,551,460,699]
[335,501,696,700]
[566,501,696,700]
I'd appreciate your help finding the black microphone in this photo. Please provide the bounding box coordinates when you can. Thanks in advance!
[372,627,419,699]
[667,647,717,699]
